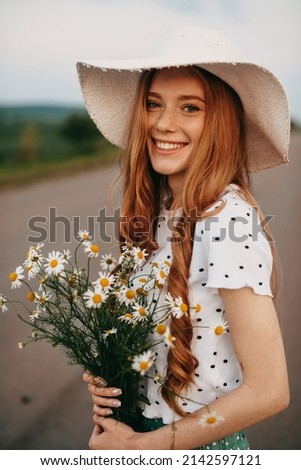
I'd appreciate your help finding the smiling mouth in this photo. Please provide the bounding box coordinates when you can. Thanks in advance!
[153,139,187,150]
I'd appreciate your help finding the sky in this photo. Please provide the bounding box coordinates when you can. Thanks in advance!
[1,0,300,122]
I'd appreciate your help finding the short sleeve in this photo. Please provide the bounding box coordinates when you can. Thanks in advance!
[195,192,273,297]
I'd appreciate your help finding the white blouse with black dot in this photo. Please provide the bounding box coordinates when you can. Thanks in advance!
[139,185,273,424]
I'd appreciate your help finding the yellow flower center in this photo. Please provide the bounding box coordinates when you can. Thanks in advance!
[100,278,109,288]
[124,313,133,319]
[180,303,188,313]
[207,416,217,425]
[215,325,224,336]
[90,244,99,254]
[159,270,166,279]
[125,289,135,300]
[93,293,102,304]
[50,259,58,268]
[137,251,144,259]
[195,303,201,313]
[140,361,149,370]
[9,272,18,282]
[27,291,35,302]
[138,307,146,316]
[164,260,171,267]
[83,233,90,240]
[139,278,147,283]
[156,324,167,335]
[167,333,174,343]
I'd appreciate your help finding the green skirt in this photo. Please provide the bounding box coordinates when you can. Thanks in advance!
[138,415,250,450]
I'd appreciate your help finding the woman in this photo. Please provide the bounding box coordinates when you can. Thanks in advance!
[77,27,290,450]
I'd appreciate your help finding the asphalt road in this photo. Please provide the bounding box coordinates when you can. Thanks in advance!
[0,133,300,450]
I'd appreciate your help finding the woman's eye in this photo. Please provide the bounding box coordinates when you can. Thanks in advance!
[183,105,200,113]
[146,100,161,110]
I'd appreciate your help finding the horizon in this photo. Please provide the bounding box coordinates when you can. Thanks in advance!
[1,102,300,126]
[1,0,300,122]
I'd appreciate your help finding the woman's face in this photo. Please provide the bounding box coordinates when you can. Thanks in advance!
[146,67,206,195]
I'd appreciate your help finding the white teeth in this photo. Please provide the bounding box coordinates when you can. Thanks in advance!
[155,140,185,150]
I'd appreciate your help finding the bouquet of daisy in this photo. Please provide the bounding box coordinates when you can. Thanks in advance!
[1,230,192,429]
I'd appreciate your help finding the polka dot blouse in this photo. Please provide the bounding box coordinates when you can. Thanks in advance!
[140,185,273,424]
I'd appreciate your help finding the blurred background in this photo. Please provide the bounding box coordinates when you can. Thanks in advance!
[0,0,300,450]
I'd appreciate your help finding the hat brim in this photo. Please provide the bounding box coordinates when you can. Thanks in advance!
[76,59,290,172]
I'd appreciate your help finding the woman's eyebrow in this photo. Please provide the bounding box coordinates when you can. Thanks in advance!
[147,92,161,98]
[178,94,206,103]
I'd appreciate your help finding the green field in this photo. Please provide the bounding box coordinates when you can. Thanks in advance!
[0,105,117,189]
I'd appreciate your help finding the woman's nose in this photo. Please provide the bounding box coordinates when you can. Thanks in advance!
[154,107,177,133]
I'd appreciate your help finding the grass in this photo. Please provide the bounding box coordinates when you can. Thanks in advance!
[0,145,118,191]
[0,104,120,191]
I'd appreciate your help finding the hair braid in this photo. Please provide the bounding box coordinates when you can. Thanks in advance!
[161,218,199,416]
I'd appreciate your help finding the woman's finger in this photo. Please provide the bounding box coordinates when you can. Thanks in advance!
[83,371,107,387]
[88,384,122,397]
[93,403,114,416]
[92,394,122,408]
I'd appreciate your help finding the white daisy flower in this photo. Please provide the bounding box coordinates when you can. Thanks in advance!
[100,253,117,271]
[84,242,100,258]
[9,266,25,289]
[119,286,137,305]
[0,294,8,313]
[78,229,91,243]
[118,243,135,265]
[132,303,149,322]
[132,246,148,268]
[119,312,136,324]
[164,326,176,348]
[165,293,188,318]
[152,261,170,286]
[62,249,72,261]
[38,278,47,292]
[92,272,115,291]
[131,350,155,375]
[83,288,108,308]
[121,242,134,256]
[70,268,84,284]
[24,244,44,266]
[199,411,225,428]
[102,327,117,339]
[23,245,44,279]
[24,263,40,280]
[29,308,41,322]
[34,290,52,308]
[212,320,229,336]
[44,251,66,276]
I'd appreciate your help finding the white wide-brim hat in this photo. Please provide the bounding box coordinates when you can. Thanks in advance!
[76,27,290,172]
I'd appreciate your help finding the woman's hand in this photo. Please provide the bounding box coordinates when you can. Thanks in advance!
[89,417,140,450]
[83,372,122,417]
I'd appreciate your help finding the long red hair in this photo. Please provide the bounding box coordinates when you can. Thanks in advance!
[117,67,279,415]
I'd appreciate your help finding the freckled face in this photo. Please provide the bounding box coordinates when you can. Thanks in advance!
[146,67,206,192]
